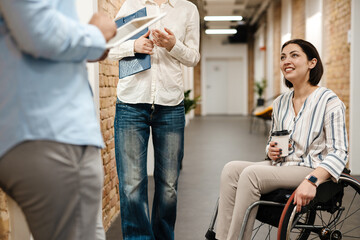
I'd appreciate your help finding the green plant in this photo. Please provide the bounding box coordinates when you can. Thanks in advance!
[184,89,200,114]
[254,78,267,99]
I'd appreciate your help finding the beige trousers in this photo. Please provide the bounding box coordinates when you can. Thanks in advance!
[0,141,105,240]
[215,160,313,240]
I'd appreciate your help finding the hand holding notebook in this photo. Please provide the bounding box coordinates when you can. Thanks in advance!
[134,30,154,55]
[108,8,166,78]
[106,9,166,49]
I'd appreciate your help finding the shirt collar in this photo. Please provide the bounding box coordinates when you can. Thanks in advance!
[142,0,176,8]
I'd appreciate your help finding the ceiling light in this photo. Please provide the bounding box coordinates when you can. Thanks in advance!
[205,29,237,35]
[204,16,243,21]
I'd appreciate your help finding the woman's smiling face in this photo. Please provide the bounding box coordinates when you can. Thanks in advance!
[280,43,316,85]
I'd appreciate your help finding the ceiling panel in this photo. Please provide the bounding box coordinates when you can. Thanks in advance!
[193,0,265,29]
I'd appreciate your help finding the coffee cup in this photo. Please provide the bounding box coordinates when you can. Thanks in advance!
[271,130,291,157]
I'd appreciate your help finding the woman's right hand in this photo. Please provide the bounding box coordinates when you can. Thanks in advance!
[268,141,282,161]
[134,30,154,55]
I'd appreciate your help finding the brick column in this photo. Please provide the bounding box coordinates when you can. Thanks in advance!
[247,33,255,114]
[194,60,201,115]
[273,0,282,96]
[0,190,9,240]
[98,0,124,230]
[291,0,305,39]
[323,0,351,128]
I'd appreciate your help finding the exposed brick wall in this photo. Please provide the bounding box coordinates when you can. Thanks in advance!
[323,0,351,127]
[291,0,305,39]
[194,61,202,115]
[98,0,124,230]
[0,191,9,240]
[272,0,282,96]
[247,34,255,113]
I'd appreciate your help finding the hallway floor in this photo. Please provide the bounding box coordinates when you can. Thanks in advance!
[106,115,269,240]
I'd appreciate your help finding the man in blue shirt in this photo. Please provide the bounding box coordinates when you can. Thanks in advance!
[0,1,116,239]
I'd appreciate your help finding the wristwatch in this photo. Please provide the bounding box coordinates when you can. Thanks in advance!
[305,174,319,187]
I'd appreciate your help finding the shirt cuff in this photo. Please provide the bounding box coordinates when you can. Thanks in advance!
[122,40,136,56]
[85,24,107,61]
[108,40,136,60]
[168,38,183,59]
[318,164,340,182]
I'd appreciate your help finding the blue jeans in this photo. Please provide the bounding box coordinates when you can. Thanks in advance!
[114,100,185,240]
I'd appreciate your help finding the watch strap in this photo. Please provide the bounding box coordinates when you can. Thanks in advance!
[305,174,319,187]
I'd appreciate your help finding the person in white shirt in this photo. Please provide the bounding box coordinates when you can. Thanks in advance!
[108,0,200,239]
[215,39,348,240]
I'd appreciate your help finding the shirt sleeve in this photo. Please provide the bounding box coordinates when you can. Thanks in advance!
[168,4,200,67]
[108,40,136,60]
[0,0,106,62]
[319,97,349,181]
[265,112,275,156]
[108,1,136,61]
[265,98,279,156]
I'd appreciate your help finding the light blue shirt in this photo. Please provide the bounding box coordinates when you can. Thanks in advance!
[0,0,106,157]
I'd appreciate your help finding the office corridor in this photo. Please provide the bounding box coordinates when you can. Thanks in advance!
[106,115,268,240]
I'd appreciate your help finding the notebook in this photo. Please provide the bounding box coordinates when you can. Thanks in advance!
[106,8,166,49]
[106,8,166,78]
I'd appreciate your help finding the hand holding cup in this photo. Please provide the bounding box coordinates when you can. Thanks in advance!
[268,130,291,162]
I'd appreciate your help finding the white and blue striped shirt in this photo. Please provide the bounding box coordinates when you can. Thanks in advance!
[267,87,348,180]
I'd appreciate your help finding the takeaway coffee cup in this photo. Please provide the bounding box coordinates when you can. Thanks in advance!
[271,130,291,157]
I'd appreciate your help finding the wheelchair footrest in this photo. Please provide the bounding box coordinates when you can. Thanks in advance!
[205,230,217,240]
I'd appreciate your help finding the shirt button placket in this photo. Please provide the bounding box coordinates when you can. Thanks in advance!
[151,5,161,104]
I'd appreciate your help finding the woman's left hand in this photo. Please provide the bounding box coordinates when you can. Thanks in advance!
[152,28,176,51]
[293,180,317,212]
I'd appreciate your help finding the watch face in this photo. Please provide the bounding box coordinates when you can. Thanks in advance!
[308,175,318,183]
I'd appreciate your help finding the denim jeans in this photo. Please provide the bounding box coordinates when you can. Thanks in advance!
[114,100,185,240]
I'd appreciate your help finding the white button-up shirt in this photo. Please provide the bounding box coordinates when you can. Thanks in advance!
[109,0,200,106]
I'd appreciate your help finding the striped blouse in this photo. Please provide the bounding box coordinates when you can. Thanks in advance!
[266,87,348,180]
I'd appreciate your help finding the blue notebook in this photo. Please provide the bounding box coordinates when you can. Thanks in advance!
[116,8,151,79]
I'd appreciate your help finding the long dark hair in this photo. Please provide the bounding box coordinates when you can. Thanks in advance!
[281,39,323,88]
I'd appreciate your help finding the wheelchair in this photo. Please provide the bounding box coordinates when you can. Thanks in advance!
[205,170,360,240]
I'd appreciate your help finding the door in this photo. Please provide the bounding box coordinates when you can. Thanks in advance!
[205,58,247,115]
[205,60,228,114]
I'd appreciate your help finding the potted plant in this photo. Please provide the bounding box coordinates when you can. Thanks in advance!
[254,78,267,106]
[184,89,200,115]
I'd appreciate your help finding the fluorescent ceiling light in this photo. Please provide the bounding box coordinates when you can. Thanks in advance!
[204,16,243,21]
[205,29,237,35]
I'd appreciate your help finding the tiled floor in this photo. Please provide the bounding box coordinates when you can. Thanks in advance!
[106,115,268,240]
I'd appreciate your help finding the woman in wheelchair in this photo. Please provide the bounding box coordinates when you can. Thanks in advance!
[215,39,349,240]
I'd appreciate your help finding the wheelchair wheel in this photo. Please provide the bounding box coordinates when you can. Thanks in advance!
[278,174,360,240]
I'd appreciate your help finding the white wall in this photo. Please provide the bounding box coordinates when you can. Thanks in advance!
[7,197,33,240]
[254,25,266,101]
[280,0,292,94]
[182,65,195,120]
[281,0,292,45]
[350,0,360,175]
[201,35,248,115]
[305,0,323,61]
[266,3,274,99]
[76,0,100,119]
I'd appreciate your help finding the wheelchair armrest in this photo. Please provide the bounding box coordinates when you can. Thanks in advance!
[342,168,351,174]
[260,188,295,203]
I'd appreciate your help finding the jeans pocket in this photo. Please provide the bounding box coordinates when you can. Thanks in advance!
[116,98,124,104]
